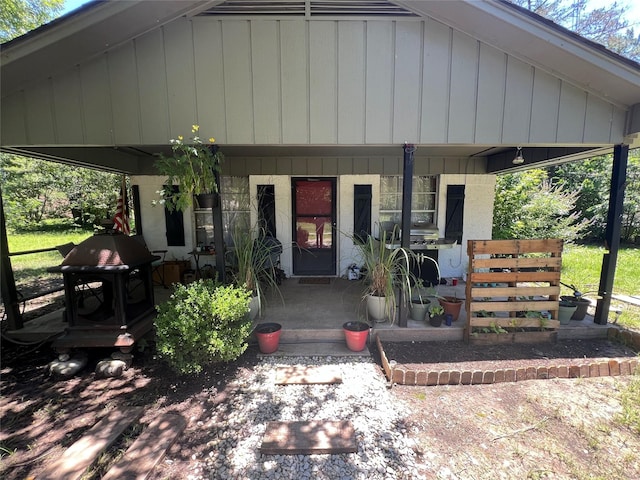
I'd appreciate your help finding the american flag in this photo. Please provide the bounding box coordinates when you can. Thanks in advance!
[113,178,130,235]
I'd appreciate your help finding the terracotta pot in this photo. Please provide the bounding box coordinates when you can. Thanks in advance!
[439,296,463,322]
[343,321,370,352]
[255,322,281,354]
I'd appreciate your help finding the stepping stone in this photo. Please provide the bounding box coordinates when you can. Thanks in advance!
[260,420,357,455]
[38,407,143,480]
[275,366,342,385]
[102,414,187,480]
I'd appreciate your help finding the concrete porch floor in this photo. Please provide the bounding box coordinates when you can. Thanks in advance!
[5,277,609,345]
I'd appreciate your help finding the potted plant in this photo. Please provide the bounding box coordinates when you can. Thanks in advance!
[558,300,578,325]
[229,224,283,319]
[439,293,463,322]
[155,124,224,212]
[351,228,416,324]
[343,321,370,352]
[560,282,592,321]
[254,322,282,354]
[409,278,431,321]
[428,304,445,327]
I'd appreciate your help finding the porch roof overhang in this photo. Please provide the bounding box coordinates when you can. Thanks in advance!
[0,144,612,175]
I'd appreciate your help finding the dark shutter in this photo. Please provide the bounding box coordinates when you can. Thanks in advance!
[164,185,185,246]
[258,184,276,237]
[445,185,464,243]
[353,185,372,242]
[132,185,142,236]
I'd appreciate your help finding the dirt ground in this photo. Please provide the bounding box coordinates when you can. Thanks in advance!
[1,337,639,480]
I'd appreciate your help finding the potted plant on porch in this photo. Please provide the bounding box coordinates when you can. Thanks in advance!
[155,124,224,212]
[229,224,283,321]
[439,293,463,322]
[352,228,416,324]
[409,278,431,322]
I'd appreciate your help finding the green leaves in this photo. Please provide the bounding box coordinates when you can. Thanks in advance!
[154,280,252,375]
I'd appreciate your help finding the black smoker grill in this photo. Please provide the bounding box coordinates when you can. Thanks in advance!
[48,232,158,351]
[383,222,456,287]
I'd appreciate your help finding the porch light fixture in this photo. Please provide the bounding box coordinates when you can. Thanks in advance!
[512,146,525,165]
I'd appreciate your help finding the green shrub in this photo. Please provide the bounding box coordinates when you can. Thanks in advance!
[154,279,252,374]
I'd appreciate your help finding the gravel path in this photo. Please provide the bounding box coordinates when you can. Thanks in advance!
[185,355,424,480]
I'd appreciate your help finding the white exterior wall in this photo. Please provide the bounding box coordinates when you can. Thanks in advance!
[437,174,496,280]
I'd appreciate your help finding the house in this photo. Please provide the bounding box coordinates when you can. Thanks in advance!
[2,0,639,324]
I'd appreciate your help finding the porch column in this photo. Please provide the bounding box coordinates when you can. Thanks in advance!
[0,188,22,330]
[399,144,415,328]
[213,172,226,284]
[594,144,628,325]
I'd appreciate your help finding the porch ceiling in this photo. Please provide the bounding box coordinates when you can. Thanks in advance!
[1,144,609,175]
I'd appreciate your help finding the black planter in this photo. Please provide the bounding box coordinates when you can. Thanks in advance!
[429,315,443,327]
[560,295,590,320]
[195,193,218,209]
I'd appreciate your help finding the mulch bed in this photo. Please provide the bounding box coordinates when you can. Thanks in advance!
[376,331,640,386]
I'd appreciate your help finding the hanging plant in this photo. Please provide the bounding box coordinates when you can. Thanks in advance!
[155,124,223,211]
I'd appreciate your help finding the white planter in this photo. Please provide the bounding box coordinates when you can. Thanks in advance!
[367,294,388,323]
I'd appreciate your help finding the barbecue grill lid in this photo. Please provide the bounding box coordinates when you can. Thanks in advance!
[60,233,156,267]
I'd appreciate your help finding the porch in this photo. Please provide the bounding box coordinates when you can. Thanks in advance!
[3,276,609,347]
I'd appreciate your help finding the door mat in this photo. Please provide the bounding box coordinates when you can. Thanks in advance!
[275,366,342,385]
[260,420,357,455]
[298,277,331,285]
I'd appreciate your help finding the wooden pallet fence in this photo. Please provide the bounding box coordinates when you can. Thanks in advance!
[465,239,563,344]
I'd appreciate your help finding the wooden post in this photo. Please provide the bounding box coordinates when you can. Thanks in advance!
[594,144,628,325]
[0,188,22,330]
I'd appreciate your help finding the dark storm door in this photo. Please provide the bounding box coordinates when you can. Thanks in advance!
[292,178,336,275]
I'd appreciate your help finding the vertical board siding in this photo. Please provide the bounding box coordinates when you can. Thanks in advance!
[25,82,55,144]
[557,81,587,143]
[193,20,227,142]
[3,17,626,149]
[135,29,170,144]
[222,21,254,143]
[53,70,84,144]
[392,22,422,143]
[501,56,533,143]
[1,93,26,144]
[448,31,478,143]
[251,21,282,144]
[365,21,394,143]
[309,21,338,143]
[529,69,561,143]
[420,18,451,143]
[108,44,141,144]
[338,21,366,144]
[164,19,197,137]
[280,20,309,143]
[475,44,506,144]
[584,94,613,143]
[80,57,112,144]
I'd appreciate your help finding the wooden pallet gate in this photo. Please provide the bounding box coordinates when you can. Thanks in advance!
[465,239,563,344]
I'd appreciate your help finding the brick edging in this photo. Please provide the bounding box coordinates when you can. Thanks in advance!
[376,328,640,387]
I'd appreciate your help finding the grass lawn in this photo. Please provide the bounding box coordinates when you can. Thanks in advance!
[6,230,93,290]
[562,244,640,331]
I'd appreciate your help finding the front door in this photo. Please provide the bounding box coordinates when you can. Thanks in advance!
[292,178,336,276]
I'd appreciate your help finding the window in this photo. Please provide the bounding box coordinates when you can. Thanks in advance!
[379,176,437,224]
[220,176,250,245]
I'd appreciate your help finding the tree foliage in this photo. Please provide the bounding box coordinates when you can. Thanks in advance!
[493,169,592,242]
[510,0,640,61]
[1,154,121,232]
[0,0,64,43]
